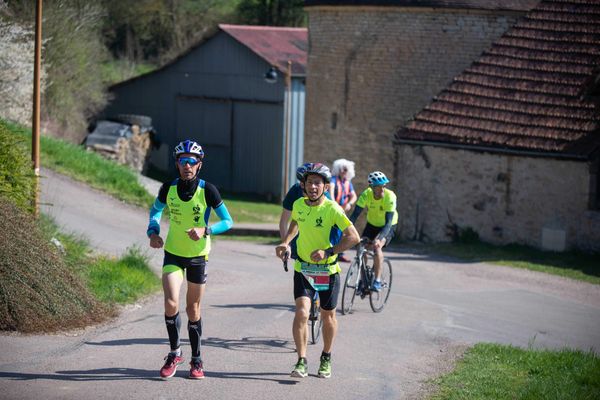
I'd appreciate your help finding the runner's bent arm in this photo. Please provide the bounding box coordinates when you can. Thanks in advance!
[282,219,299,246]
[280,184,299,240]
[276,220,298,260]
[146,182,170,238]
[204,182,233,236]
[348,190,358,208]
[375,211,394,242]
[349,205,363,224]
[208,203,233,235]
[311,224,360,262]
[147,198,165,237]
[279,209,292,241]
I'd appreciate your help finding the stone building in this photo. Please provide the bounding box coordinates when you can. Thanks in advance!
[303,0,538,190]
[395,0,600,252]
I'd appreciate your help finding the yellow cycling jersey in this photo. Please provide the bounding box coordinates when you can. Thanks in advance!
[291,197,352,275]
[356,187,398,227]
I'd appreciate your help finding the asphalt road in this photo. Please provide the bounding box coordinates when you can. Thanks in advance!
[0,169,599,400]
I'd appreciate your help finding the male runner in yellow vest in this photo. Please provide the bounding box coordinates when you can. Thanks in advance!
[147,140,233,379]
[276,163,360,379]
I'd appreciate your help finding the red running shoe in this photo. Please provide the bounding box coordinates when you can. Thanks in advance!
[160,353,184,378]
[189,360,205,379]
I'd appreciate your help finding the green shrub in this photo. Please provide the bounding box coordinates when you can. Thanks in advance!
[0,119,35,213]
[86,247,160,304]
[0,196,109,333]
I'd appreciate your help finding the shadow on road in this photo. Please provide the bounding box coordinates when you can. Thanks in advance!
[205,370,299,385]
[84,336,295,354]
[212,303,295,312]
[85,338,174,347]
[0,368,162,382]
[204,336,295,354]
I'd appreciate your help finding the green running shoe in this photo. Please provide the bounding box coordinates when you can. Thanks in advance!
[291,358,308,378]
[318,355,331,378]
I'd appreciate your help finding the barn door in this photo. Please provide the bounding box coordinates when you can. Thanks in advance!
[232,101,283,197]
[175,97,232,190]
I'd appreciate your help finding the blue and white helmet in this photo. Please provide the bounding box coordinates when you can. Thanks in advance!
[296,162,312,181]
[368,171,389,186]
[174,140,204,159]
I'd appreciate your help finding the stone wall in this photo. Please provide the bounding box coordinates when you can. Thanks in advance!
[304,6,523,192]
[0,17,43,127]
[395,144,600,252]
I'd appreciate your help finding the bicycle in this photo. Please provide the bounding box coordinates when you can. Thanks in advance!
[341,237,392,314]
[283,257,322,344]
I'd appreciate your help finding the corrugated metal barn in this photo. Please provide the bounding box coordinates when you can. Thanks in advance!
[103,24,307,199]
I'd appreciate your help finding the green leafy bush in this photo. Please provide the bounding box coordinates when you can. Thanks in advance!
[0,119,35,213]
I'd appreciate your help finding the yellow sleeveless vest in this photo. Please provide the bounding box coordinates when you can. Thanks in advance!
[164,181,211,257]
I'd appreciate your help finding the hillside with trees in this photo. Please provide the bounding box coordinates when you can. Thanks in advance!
[1,0,305,143]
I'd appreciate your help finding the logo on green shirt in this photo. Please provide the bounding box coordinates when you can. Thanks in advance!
[315,216,323,227]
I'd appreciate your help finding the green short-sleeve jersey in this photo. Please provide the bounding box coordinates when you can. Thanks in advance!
[356,187,399,227]
[291,198,352,275]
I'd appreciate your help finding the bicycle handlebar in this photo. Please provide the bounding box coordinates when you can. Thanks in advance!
[282,249,290,272]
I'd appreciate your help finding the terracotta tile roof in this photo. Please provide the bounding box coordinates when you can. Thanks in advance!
[304,0,538,11]
[396,0,600,159]
[219,24,307,76]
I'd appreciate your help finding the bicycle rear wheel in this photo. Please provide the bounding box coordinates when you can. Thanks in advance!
[341,260,360,315]
[310,300,322,344]
[369,258,392,313]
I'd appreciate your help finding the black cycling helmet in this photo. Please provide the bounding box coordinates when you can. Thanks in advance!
[302,162,332,183]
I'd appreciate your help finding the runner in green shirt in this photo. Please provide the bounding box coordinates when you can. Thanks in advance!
[350,171,398,291]
[276,163,360,379]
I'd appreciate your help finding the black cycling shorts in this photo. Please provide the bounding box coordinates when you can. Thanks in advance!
[162,251,207,284]
[362,223,397,247]
[293,271,340,311]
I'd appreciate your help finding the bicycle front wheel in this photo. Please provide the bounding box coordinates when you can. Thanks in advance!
[369,258,392,313]
[341,260,360,315]
[310,306,322,345]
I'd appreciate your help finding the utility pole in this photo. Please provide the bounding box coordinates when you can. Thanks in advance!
[282,60,292,200]
[32,0,42,217]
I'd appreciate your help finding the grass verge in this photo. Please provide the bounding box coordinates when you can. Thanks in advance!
[429,343,600,400]
[87,248,161,304]
[217,234,279,244]
[213,193,281,224]
[41,216,160,305]
[5,119,154,209]
[425,241,600,285]
[5,119,281,223]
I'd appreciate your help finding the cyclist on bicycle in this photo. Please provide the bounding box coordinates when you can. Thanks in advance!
[147,139,233,379]
[279,163,332,259]
[349,171,398,292]
[276,163,360,379]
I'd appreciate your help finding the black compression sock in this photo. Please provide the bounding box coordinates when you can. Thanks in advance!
[188,318,203,358]
[321,351,331,360]
[165,312,181,351]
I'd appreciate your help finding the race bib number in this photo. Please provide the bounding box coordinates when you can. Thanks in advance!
[300,263,330,291]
